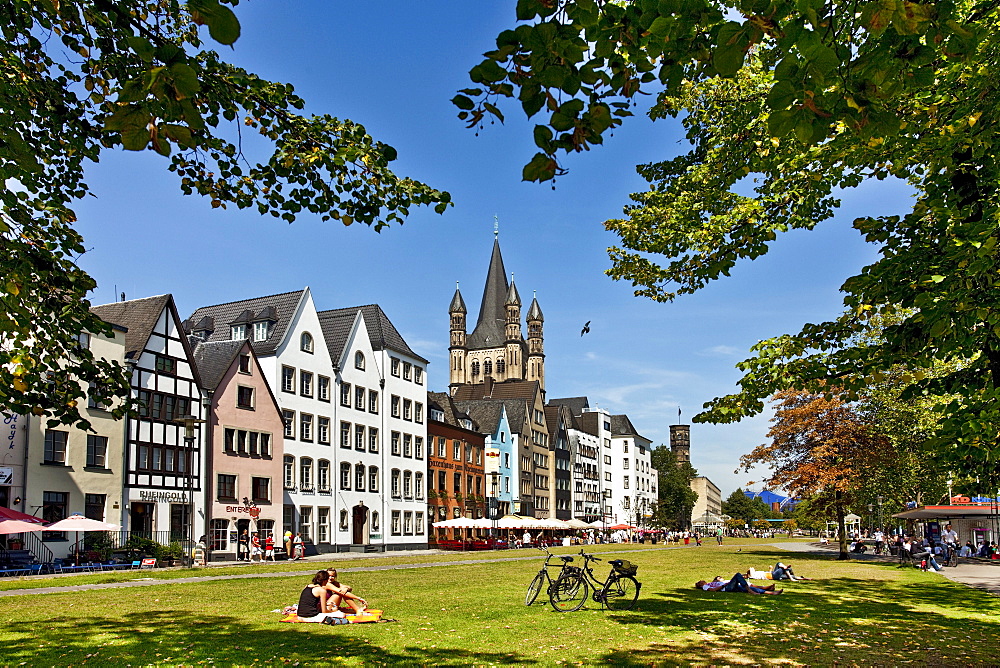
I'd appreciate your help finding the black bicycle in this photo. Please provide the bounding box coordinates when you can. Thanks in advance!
[549,551,641,612]
[525,547,576,605]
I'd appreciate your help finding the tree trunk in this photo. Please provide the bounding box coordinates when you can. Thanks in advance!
[835,490,849,560]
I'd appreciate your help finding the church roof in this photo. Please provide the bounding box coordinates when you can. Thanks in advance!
[449,286,467,314]
[527,296,543,322]
[467,238,509,349]
[505,280,521,307]
[452,378,541,402]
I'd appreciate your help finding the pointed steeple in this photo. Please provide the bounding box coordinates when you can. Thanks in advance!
[449,283,467,313]
[527,292,543,321]
[505,275,521,306]
[468,237,509,348]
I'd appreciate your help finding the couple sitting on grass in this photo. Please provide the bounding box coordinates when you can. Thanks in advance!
[297,569,369,624]
[695,572,783,595]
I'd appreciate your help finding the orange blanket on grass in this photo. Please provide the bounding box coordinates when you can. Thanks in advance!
[280,609,384,624]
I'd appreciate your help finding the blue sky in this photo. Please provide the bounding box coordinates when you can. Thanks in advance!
[74,1,913,498]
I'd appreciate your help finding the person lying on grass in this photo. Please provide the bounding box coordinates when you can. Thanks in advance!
[325,568,368,614]
[746,563,812,581]
[297,570,347,623]
[695,572,783,595]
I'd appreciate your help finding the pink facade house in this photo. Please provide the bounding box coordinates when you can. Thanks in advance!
[191,337,284,560]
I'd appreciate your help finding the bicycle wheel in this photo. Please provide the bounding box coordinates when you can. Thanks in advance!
[549,572,589,612]
[600,576,640,611]
[525,572,546,606]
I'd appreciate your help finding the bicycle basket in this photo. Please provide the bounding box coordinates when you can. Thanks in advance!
[612,559,638,576]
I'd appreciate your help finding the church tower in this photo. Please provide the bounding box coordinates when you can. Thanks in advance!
[670,424,691,466]
[448,284,468,391]
[526,294,545,387]
[450,231,544,394]
[504,278,523,381]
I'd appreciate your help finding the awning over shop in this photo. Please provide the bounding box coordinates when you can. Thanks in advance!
[892,505,999,521]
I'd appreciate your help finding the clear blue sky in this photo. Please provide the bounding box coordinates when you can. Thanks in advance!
[73,1,913,498]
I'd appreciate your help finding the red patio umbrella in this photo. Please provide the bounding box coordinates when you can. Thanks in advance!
[0,519,47,535]
[608,523,637,531]
[0,506,46,523]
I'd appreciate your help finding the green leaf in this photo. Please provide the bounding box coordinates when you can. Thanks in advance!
[522,152,557,182]
[766,80,797,110]
[169,63,201,100]
[451,94,475,111]
[189,0,241,46]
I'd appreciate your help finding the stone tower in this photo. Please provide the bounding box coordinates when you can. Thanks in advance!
[448,285,467,392]
[670,424,691,466]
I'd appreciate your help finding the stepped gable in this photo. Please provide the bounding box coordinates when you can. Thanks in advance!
[185,289,305,356]
[191,340,246,392]
[92,294,171,357]
[466,238,509,349]
[318,304,427,365]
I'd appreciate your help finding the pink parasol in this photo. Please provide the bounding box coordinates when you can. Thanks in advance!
[0,519,47,535]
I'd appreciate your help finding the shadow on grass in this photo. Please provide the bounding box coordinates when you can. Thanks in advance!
[591,573,1000,666]
[1,610,542,666]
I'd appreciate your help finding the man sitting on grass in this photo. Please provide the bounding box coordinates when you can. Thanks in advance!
[695,573,783,595]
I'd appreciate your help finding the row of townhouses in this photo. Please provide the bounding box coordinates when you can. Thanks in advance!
[2,237,658,560]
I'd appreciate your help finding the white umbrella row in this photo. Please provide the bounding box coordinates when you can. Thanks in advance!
[432,515,606,531]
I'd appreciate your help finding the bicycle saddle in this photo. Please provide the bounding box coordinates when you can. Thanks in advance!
[560,555,574,562]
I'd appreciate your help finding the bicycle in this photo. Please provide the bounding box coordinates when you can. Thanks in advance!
[525,546,576,605]
[549,550,641,612]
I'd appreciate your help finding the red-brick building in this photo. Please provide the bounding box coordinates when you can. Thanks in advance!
[427,392,485,543]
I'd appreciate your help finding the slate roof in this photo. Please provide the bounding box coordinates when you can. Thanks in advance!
[184,290,306,356]
[449,287,467,314]
[318,304,428,365]
[547,396,590,417]
[544,405,566,440]
[456,398,528,436]
[92,294,172,357]
[427,391,475,429]
[191,340,246,392]
[451,378,541,402]
[610,414,649,442]
[467,238,509,349]
[527,296,543,322]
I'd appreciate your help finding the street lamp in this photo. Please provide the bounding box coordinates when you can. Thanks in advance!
[175,414,204,567]
[877,495,884,533]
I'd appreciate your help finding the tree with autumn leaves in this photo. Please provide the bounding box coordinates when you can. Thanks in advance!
[742,388,887,559]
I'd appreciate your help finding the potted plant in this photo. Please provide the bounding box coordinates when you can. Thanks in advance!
[165,541,184,566]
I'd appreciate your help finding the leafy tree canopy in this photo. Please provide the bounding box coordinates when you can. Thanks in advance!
[463,0,1000,468]
[720,487,773,523]
[2,1,450,429]
[650,445,698,527]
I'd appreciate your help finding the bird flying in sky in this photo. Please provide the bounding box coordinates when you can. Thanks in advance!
[581,321,591,336]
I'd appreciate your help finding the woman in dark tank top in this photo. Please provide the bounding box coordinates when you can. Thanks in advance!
[297,570,330,621]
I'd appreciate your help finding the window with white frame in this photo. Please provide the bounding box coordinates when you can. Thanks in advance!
[623,458,629,469]
[369,427,379,452]
[438,437,446,458]
[281,366,295,393]
[403,398,412,421]
[391,510,401,535]
[261,433,272,458]
[391,431,401,456]
[368,389,378,413]
[355,424,365,450]
[415,402,423,423]
[300,506,312,541]
[415,472,424,499]
[283,455,295,489]
[318,375,330,402]
[44,430,68,464]
[403,470,412,498]
[340,382,351,406]
[414,436,423,459]
[391,395,400,417]
[282,410,295,439]
[300,413,313,442]
[340,421,351,448]
[391,358,400,376]
[355,385,365,410]
[369,465,379,492]
[403,433,412,457]
[391,469,401,497]
[231,324,246,340]
[623,475,629,489]
[340,463,351,490]
[318,507,329,543]
[403,362,412,380]
[414,367,423,384]
[300,371,313,397]
[300,332,314,353]
[355,463,365,491]
[253,321,269,342]
[453,442,461,460]
[318,417,330,444]
[318,459,330,492]
[300,458,313,490]
[415,512,424,534]
[403,511,413,534]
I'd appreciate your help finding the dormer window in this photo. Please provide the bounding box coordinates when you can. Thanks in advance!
[253,321,269,342]
[301,332,314,353]
[355,351,365,370]
[231,324,246,340]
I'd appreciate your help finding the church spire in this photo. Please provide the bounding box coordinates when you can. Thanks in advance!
[467,236,509,348]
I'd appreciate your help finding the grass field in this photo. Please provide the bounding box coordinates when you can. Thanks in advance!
[1,540,997,666]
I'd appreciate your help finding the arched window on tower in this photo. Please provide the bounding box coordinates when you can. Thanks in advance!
[484,359,492,375]
[496,358,505,374]
[471,360,480,376]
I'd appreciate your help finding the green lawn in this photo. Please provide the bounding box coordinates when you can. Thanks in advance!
[1,541,997,666]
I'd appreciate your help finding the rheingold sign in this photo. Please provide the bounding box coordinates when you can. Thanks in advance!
[138,490,187,503]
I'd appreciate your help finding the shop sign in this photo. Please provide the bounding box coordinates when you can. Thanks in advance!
[139,490,187,503]
[369,533,382,540]
[5,414,18,450]
[225,505,261,518]
[0,467,12,485]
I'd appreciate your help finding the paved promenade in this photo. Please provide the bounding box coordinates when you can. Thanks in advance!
[3,541,998,597]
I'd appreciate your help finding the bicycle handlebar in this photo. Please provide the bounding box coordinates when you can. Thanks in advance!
[578,550,601,562]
